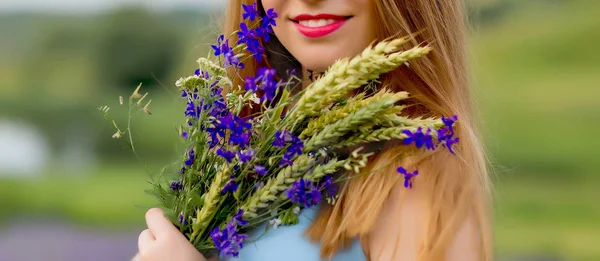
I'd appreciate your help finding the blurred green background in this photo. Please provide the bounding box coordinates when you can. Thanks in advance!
[0,0,598,260]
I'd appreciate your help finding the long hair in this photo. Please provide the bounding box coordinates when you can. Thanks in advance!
[222,0,493,260]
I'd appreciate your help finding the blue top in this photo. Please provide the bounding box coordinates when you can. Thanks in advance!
[225,207,367,261]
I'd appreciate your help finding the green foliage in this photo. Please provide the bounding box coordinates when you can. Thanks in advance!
[93,8,183,91]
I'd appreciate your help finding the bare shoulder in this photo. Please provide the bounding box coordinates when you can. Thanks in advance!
[366,182,482,261]
[446,212,481,261]
[365,181,425,260]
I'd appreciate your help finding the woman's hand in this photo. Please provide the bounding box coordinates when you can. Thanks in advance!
[137,208,209,261]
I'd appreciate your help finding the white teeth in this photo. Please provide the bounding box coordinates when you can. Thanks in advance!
[299,19,336,27]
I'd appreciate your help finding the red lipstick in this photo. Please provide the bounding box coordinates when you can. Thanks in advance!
[291,14,351,38]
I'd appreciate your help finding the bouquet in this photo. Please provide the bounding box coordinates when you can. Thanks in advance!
[100,2,459,259]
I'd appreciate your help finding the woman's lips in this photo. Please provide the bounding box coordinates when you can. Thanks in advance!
[291,14,351,38]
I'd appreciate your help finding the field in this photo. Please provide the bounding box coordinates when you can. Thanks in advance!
[472,1,600,260]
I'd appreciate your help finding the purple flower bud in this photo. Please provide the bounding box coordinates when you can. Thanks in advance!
[210,218,247,258]
[233,209,248,226]
[254,165,268,176]
[273,130,304,167]
[170,181,183,191]
[402,127,435,150]
[239,149,257,163]
[242,3,260,21]
[286,179,321,208]
[184,149,195,166]
[216,148,236,163]
[397,167,419,189]
[222,175,238,194]
[178,213,188,225]
[437,115,460,154]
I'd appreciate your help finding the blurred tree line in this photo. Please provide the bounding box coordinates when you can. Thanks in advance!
[0,7,215,166]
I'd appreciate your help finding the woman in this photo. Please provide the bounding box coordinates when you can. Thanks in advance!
[137,0,493,260]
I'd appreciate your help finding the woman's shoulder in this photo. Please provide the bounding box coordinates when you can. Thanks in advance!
[225,207,366,261]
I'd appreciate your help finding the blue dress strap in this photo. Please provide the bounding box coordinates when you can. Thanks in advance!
[225,207,366,261]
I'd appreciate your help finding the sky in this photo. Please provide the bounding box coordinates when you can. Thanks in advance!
[0,0,223,13]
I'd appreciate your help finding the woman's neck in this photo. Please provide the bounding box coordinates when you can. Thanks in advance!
[302,67,325,89]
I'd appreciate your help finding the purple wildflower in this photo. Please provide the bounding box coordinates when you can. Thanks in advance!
[239,149,257,163]
[184,101,199,118]
[210,221,247,258]
[224,48,243,68]
[184,149,195,166]
[397,167,419,189]
[178,213,188,225]
[244,76,258,92]
[231,132,251,148]
[321,175,337,197]
[442,115,458,129]
[402,127,435,150]
[228,119,252,148]
[273,130,294,148]
[216,148,236,163]
[170,181,183,191]
[257,67,277,102]
[251,38,265,61]
[273,130,304,167]
[242,3,260,21]
[207,98,228,118]
[437,115,460,154]
[252,9,277,43]
[236,26,265,62]
[233,209,249,226]
[237,22,256,46]
[286,179,321,208]
[226,114,253,148]
[206,112,252,149]
[222,175,239,194]
[182,131,189,139]
[181,90,188,98]
[254,164,268,176]
[264,9,278,26]
[211,35,225,56]
[212,34,244,68]
[234,9,279,64]
[242,7,276,42]
[279,156,294,168]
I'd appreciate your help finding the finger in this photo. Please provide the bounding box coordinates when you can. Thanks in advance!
[138,229,155,254]
[145,208,179,238]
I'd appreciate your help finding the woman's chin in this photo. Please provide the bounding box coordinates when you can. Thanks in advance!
[297,58,338,72]
[292,45,364,73]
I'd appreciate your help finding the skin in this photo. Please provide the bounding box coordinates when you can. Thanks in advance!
[367,182,480,260]
[138,1,480,260]
[262,0,377,72]
[137,208,210,261]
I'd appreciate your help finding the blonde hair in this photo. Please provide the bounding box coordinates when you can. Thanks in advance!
[222,0,493,260]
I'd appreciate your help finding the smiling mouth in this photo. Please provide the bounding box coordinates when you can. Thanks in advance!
[290,14,352,38]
